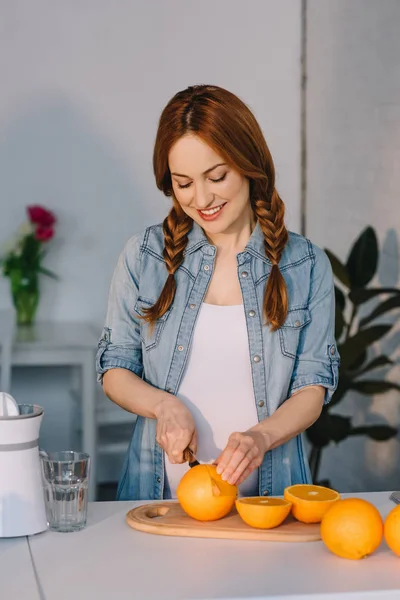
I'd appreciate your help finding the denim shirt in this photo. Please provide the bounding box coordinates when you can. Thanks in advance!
[96,221,339,500]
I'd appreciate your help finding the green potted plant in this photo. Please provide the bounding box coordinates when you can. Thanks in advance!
[1,205,57,325]
[306,226,400,485]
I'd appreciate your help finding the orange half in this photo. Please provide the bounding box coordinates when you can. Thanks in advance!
[284,484,340,523]
[236,497,292,529]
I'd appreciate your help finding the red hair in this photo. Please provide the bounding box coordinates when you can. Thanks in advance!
[143,85,288,330]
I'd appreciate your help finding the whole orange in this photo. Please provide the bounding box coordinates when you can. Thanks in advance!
[384,504,400,557]
[321,498,383,560]
[177,464,237,521]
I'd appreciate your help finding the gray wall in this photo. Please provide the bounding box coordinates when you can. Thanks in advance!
[0,0,301,324]
[0,1,302,482]
[2,0,400,491]
[307,0,400,491]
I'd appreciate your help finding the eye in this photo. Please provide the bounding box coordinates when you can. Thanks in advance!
[209,173,227,184]
[177,181,192,189]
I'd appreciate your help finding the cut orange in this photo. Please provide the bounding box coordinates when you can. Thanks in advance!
[384,504,400,557]
[321,498,383,560]
[236,497,292,529]
[177,464,237,522]
[284,484,340,523]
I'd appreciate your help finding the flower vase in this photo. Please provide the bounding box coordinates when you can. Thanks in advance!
[10,274,39,326]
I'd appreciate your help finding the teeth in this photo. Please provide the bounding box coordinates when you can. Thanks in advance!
[200,205,224,216]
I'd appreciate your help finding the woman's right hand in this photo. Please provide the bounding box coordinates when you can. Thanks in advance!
[153,395,197,464]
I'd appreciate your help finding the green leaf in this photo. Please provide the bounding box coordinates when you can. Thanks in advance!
[346,226,378,288]
[349,288,400,305]
[38,267,58,280]
[359,294,400,328]
[339,325,392,370]
[349,380,400,395]
[324,249,350,288]
[349,425,397,441]
[356,356,393,376]
[315,478,332,488]
[334,286,346,311]
[327,414,353,443]
[346,350,367,372]
[328,379,351,407]
[306,413,352,448]
[335,309,345,340]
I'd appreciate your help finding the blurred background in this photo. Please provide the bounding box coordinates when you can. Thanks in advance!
[0,0,399,500]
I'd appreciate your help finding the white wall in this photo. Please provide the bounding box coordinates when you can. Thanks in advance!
[3,1,400,493]
[0,0,302,327]
[307,0,400,491]
[0,1,302,483]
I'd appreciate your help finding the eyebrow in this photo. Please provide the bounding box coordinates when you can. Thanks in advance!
[171,163,227,178]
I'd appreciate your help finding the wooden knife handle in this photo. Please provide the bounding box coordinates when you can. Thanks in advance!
[183,447,200,467]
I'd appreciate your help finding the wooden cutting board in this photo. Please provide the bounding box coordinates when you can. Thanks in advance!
[126,502,321,542]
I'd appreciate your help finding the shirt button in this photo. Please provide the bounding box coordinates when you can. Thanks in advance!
[248,310,256,317]
[258,400,265,407]
[157,477,161,484]
[330,346,336,355]
[295,320,301,327]
[262,490,269,496]
[203,265,210,271]
[189,303,196,309]
[177,345,184,352]
[166,388,173,393]
[241,271,248,278]
[253,355,261,363]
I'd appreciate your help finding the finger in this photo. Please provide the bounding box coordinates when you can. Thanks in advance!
[235,459,260,487]
[226,454,252,485]
[169,432,194,464]
[189,431,197,456]
[220,438,255,482]
[155,425,167,449]
[226,445,260,485]
[160,425,175,452]
[225,443,260,485]
[215,434,241,475]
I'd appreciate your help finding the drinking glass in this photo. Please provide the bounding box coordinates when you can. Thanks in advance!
[41,451,90,532]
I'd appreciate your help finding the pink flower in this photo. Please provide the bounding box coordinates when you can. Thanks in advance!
[27,205,56,227]
[35,225,54,242]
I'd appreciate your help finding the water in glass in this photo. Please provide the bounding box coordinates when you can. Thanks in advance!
[41,451,90,532]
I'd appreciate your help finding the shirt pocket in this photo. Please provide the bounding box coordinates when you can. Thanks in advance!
[134,296,172,351]
[278,308,311,359]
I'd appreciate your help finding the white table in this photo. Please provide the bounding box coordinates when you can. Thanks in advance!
[12,322,98,500]
[0,537,41,600]
[22,492,400,600]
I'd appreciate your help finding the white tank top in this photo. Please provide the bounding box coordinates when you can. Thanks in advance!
[165,303,260,498]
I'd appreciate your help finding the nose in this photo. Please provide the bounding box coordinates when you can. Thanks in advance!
[192,182,213,210]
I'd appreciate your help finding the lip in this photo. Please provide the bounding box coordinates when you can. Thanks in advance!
[196,203,227,222]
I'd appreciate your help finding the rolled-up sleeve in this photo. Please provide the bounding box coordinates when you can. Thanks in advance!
[96,234,143,382]
[288,245,340,404]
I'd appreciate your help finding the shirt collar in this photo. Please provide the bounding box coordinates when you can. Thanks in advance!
[185,221,210,255]
[185,220,271,263]
[243,221,271,264]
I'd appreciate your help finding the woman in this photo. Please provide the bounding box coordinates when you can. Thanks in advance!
[96,85,339,501]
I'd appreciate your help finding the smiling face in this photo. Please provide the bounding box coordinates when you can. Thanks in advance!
[169,134,252,240]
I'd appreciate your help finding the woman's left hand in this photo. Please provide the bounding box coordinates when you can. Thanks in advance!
[214,430,269,486]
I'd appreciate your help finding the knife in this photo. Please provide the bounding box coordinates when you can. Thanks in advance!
[183,447,200,468]
[390,491,400,504]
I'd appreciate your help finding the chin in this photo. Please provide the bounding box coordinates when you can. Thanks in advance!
[192,217,230,236]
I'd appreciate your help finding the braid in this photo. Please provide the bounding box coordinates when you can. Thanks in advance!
[252,187,289,330]
[142,203,192,323]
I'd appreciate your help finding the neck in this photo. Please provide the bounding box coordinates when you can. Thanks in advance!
[204,208,256,255]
